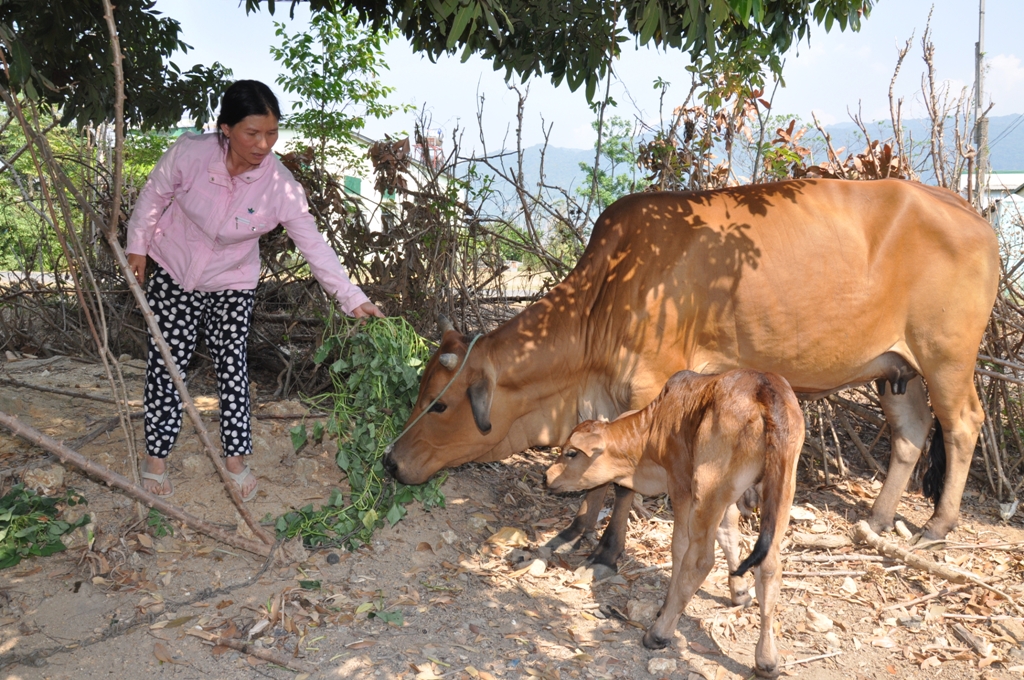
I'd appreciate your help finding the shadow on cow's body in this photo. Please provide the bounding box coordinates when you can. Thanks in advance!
[384,178,999,574]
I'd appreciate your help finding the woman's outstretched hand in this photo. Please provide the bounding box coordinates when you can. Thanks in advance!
[352,301,386,319]
[127,253,147,286]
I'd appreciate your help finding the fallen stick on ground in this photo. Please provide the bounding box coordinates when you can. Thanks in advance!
[854,521,1024,616]
[877,584,972,614]
[186,630,317,674]
[782,566,905,578]
[0,410,271,558]
[779,650,843,668]
[0,375,132,405]
[786,553,886,564]
[941,539,1024,551]
[942,613,1024,622]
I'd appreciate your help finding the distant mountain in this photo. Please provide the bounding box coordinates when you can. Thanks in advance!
[485,113,1024,194]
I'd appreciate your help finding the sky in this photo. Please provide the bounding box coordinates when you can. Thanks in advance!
[156,0,1022,151]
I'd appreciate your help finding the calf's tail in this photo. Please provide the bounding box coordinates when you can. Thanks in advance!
[921,418,945,506]
[732,379,799,578]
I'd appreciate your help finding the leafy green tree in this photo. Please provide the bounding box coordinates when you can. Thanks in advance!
[271,10,405,173]
[246,0,872,102]
[0,0,231,129]
[578,115,647,212]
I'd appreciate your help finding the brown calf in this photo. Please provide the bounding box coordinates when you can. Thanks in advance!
[546,369,804,678]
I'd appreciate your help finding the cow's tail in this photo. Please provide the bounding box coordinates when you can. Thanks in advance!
[732,377,799,578]
[922,418,946,506]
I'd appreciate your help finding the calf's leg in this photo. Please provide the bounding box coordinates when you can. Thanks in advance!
[716,503,752,607]
[643,494,720,649]
[751,543,782,677]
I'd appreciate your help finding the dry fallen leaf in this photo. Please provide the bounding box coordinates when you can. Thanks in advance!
[136,534,154,549]
[153,642,177,664]
[346,639,376,649]
[164,615,194,629]
[486,527,530,547]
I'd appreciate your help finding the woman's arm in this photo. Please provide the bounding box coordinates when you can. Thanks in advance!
[125,136,188,259]
[281,210,383,317]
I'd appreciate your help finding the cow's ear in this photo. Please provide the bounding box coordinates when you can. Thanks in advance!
[467,377,492,434]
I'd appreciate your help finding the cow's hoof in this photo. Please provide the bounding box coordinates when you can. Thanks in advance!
[915,521,952,546]
[753,663,780,678]
[866,516,894,536]
[642,631,670,650]
[545,534,582,555]
[908,533,945,551]
[584,563,618,582]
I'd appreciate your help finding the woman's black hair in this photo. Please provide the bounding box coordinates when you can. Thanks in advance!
[216,80,281,142]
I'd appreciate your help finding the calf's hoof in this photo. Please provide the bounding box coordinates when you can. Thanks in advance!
[731,590,753,608]
[642,630,670,650]
[753,663,780,678]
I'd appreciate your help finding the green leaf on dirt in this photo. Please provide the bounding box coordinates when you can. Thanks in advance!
[290,424,308,451]
[0,484,89,570]
[371,610,404,626]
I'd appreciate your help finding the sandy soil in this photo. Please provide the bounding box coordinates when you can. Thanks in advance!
[1,354,1024,680]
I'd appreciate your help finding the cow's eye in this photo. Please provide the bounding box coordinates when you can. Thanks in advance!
[428,402,447,413]
[564,449,578,459]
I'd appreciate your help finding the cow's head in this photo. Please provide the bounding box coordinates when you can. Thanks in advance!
[384,316,504,485]
[545,420,617,492]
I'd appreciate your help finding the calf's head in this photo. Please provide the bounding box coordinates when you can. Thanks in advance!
[546,420,627,491]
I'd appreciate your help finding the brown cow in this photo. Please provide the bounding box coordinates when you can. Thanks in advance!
[384,179,999,577]
[546,369,803,677]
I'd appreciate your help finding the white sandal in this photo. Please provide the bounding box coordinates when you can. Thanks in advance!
[141,469,174,498]
[226,464,258,502]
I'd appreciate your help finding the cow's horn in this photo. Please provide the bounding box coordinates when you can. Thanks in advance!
[437,314,456,334]
[438,353,459,370]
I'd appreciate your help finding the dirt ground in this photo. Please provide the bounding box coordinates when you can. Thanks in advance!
[1,354,1024,680]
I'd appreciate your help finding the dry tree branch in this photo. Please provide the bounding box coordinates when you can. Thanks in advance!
[854,521,1024,616]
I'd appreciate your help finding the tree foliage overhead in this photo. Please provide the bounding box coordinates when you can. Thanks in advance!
[0,0,232,129]
[245,0,872,100]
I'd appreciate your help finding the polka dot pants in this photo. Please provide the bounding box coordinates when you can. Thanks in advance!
[144,265,256,459]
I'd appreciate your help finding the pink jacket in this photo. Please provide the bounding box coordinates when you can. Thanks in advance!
[126,133,370,315]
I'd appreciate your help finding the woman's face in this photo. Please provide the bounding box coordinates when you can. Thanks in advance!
[221,114,279,170]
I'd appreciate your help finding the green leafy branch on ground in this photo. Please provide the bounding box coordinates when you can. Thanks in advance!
[0,484,89,569]
[279,316,445,549]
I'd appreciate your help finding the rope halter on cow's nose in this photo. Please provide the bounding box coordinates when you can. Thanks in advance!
[383,333,484,456]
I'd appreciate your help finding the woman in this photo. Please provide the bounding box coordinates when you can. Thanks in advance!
[126,80,383,500]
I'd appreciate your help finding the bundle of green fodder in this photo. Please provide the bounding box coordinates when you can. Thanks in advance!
[279,316,445,549]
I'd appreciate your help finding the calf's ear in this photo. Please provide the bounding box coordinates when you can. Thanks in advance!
[468,377,492,434]
[576,430,605,456]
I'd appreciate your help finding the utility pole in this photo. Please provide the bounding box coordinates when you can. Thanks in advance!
[975,0,988,209]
